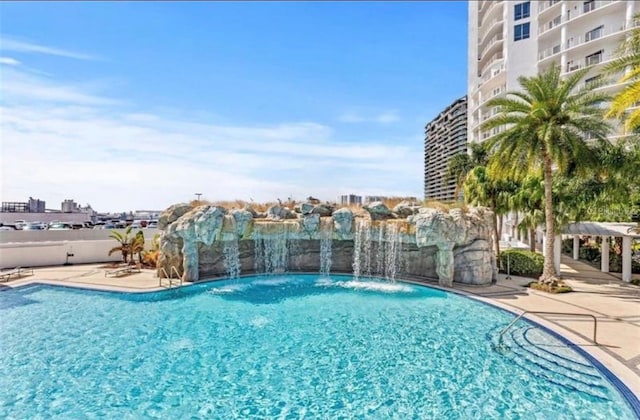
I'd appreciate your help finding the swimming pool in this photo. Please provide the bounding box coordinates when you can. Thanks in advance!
[0,274,637,418]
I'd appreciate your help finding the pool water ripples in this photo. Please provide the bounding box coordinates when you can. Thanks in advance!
[0,274,636,419]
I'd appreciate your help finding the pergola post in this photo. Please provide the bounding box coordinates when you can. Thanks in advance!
[622,236,632,283]
[554,235,562,276]
[573,236,580,260]
[601,236,609,273]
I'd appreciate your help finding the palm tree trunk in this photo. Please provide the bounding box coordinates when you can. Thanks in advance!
[529,227,536,252]
[492,205,501,258]
[541,156,556,282]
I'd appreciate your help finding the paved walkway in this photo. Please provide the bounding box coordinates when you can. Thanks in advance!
[1,258,639,396]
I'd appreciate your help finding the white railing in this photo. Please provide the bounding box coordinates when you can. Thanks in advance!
[479,0,503,27]
[565,0,616,23]
[565,24,630,51]
[539,1,618,32]
[538,0,560,14]
[539,15,562,35]
[480,53,504,75]
[478,85,506,107]
[478,18,503,48]
[479,64,505,85]
[538,44,562,61]
[479,34,504,60]
[564,53,616,74]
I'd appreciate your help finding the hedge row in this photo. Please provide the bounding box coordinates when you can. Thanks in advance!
[499,249,544,278]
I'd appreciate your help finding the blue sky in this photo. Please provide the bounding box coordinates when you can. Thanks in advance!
[0,1,468,212]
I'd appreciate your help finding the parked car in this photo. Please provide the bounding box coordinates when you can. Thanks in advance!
[147,221,158,229]
[48,222,73,230]
[22,222,46,230]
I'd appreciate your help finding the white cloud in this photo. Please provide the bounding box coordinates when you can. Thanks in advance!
[1,66,118,105]
[0,36,98,61]
[0,65,422,212]
[0,57,20,66]
[338,109,400,124]
[375,111,400,124]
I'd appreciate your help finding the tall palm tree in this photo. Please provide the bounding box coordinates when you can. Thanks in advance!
[482,63,611,283]
[604,13,640,133]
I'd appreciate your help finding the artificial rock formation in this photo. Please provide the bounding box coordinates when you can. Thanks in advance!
[157,202,497,287]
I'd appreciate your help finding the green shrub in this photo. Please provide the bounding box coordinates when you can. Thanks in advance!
[499,249,544,278]
[579,246,600,262]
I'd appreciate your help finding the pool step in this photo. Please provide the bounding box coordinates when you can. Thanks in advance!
[494,325,610,400]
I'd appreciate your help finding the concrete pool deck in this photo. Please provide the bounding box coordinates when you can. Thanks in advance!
[2,256,639,397]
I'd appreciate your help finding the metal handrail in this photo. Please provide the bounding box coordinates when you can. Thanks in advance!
[499,311,599,345]
[170,266,182,285]
[158,266,183,288]
[158,267,170,286]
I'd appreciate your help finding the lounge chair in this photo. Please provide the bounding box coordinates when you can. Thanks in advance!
[0,267,33,282]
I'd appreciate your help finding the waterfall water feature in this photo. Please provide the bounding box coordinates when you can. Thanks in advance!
[384,223,401,281]
[363,223,372,277]
[222,236,241,278]
[375,224,385,276]
[351,220,403,282]
[319,220,332,276]
[253,224,290,274]
[352,219,367,280]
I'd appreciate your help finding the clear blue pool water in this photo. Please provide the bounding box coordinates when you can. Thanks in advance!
[0,274,636,419]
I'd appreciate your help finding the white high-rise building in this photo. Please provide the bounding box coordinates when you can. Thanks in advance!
[468,0,638,144]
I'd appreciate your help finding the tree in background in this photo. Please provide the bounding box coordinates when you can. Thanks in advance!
[605,14,640,134]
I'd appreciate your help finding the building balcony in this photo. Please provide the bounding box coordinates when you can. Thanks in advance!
[539,1,623,37]
[538,44,562,61]
[539,20,637,66]
[564,21,635,54]
[479,0,503,28]
[477,63,506,89]
[478,35,504,66]
[539,14,562,36]
[565,0,621,25]
[538,0,561,16]
[477,18,503,50]
[479,53,504,76]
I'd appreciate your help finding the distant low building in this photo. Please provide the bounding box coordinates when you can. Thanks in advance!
[61,199,79,213]
[134,210,162,220]
[1,197,46,213]
[364,196,387,204]
[340,195,362,206]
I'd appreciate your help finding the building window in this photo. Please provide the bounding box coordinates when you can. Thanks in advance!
[514,2,530,20]
[585,25,604,42]
[585,75,602,89]
[514,23,530,41]
[585,50,603,66]
[583,0,595,13]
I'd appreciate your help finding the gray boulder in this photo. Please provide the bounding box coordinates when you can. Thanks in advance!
[311,203,334,217]
[266,205,297,220]
[332,208,353,239]
[231,209,254,239]
[393,201,420,218]
[363,201,394,220]
[157,203,192,231]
